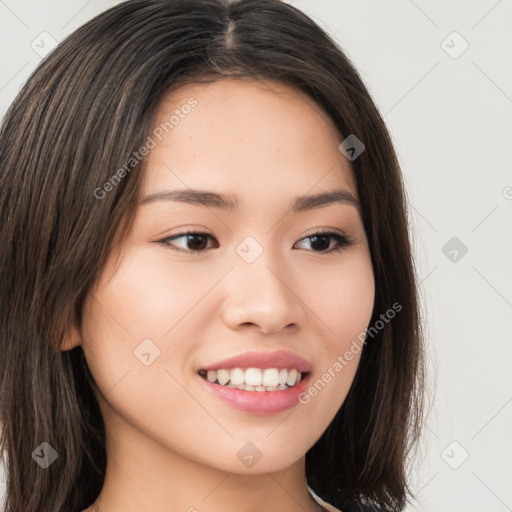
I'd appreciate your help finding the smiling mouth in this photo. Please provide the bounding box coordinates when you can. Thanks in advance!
[198,367,309,392]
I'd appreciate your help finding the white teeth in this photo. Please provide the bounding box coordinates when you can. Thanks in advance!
[244,368,262,386]
[201,367,305,391]
[217,369,230,386]
[286,369,298,386]
[230,368,245,386]
[262,368,279,387]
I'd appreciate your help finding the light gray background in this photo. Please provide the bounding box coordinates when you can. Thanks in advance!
[1,1,511,511]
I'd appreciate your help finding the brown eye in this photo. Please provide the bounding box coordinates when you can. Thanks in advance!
[294,232,354,254]
[159,232,218,253]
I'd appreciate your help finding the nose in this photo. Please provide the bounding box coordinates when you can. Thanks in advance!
[221,243,306,335]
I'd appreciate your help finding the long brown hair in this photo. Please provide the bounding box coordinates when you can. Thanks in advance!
[0,1,427,510]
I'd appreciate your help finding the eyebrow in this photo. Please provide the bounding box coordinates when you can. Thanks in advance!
[140,188,362,214]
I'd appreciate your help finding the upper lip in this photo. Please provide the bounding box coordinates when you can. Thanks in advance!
[200,350,312,372]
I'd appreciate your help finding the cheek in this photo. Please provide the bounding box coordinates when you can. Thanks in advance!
[296,249,374,425]
[79,249,211,450]
[305,248,375,350]
[80,246,225,394]
[84,247,216,340]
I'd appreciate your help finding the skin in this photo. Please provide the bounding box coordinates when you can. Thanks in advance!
[63,77,375,512]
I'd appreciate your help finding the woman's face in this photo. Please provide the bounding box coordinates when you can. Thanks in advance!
[73,78,375,475]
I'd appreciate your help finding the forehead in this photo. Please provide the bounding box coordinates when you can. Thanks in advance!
[143,78,358,204]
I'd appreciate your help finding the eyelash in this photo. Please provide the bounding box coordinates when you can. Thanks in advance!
[157,229,354,255]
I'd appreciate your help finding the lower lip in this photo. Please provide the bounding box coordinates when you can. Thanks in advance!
[200,374,311,415]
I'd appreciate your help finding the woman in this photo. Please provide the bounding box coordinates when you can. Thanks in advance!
[0,1,426,511]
